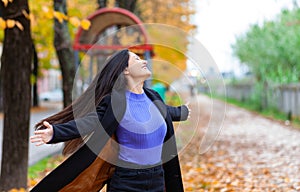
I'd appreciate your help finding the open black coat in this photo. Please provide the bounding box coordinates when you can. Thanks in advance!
[30,88,189,192]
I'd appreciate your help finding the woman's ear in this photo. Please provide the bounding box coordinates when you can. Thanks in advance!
[124,67,129,75]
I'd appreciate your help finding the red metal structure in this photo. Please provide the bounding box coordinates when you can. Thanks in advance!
[72,7,153,87]
[73,7,153,52]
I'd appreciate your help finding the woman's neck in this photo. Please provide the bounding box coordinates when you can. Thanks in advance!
[127,82,144,94]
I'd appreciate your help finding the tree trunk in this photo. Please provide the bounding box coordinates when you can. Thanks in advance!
[0,75,3,112]
[32,43,39,107]
[0,0,32,190]
[0,7,3,112]
[115,0,137,12]
[54,0,75,108]
[97,0,107,9]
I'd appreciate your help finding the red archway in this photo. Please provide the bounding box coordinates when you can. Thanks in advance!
[72,7,153,87]
[73,7,153,52]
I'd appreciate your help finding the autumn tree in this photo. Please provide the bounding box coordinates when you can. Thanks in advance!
[0,0,33,190]
[232,8,300,84]
[232,7,300,109]
[0,75,2,112]
[101,0,195,83]
[53,0,75,107]
[32,43,39,107]
[137,0,195,31]
[137,0,196,83]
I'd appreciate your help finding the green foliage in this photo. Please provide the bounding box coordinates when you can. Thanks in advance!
[28,156,52,179]
[232,7,300,84]
[28,155,64,179]
[231,7,300,110]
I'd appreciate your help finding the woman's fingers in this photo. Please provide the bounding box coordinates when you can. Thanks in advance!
[30,134,43,142]
[34,130,48,135]
[35,141,45,146]
[30,136,46,146]
[43,121,52,129]
[30,121,54,146]
[185,103,192,119]
[30,135,40,140]
[30,136,45,146]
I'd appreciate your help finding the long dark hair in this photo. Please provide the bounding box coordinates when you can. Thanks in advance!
[36,49,129,155]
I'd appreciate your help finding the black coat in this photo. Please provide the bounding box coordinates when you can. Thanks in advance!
[30,88,189,192]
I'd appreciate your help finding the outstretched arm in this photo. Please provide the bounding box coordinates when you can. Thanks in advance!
[167,104,190,121]
[30,96,110,145]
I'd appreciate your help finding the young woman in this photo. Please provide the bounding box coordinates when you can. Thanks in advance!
[30,49,189,192]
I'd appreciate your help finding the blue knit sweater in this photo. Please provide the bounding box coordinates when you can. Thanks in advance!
[116,91,167,165]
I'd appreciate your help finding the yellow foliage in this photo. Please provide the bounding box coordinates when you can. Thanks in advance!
[15,21,24,31]
[22,9,30,19]
[39,5,91,29]
[80,19,91,30]
[0,18,24,31]
[8,188,26,192]
[26,0,96,70]
[137,0,196,82]
[42,6,54,19]
[29,179,38,187]
[6,19,15,28]
[152,45,187,83]
[0,17,6,29]
[8,189,18,192]
[22,9,35,24]
[53,11,65,23]
[69,16,81,28]
[138,0,195,32]
[3,19,23,31]
[2,0,8,7]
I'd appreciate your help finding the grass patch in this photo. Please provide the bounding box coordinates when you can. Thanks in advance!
[222,97,260,111]
[28,156,50,179]
[260,107,289,122]
[28,155,64,179]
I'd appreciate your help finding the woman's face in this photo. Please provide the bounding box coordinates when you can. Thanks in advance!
[125,51,151,81]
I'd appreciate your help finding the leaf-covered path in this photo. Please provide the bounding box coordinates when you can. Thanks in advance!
[180,95,300,191]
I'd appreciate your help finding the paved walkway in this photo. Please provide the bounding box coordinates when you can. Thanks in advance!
[180,94,300,191]
[0,102,63,170]
[2,93,300,191]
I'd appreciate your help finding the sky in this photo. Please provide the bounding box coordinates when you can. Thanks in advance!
[192,0,295,75]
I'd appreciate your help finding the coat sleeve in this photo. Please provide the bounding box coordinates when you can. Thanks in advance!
[47,96,110,144]
[30,95,114,192]
[167,105,189,121]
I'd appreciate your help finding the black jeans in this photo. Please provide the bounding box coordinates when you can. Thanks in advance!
[107,161,165,192]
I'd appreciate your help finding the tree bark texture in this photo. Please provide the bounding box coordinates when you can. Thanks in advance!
[0,0,32,190]
[115,0,137,12]
[0,75,3,112]
[32,43,39,107]
[97,0,107,9]
[54,0,75,108]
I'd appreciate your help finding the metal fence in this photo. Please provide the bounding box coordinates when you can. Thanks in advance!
[202,83,300,118]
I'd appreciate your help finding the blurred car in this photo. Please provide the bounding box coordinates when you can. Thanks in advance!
[39,89,63,102]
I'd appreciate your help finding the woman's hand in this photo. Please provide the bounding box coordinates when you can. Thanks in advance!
[30,121,54,146]
[185,101,192,119]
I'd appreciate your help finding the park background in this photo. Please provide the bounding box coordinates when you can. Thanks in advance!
[0,0,300,191]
